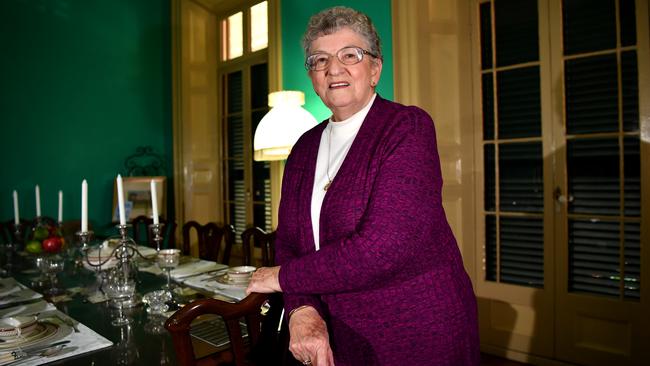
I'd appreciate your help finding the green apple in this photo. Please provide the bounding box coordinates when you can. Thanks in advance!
[26,240,43,254]
[33,227,49,241]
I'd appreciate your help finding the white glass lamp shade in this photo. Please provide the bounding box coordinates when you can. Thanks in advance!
[254,91,318,161]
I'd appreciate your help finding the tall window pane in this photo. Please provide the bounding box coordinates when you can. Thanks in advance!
[497,66,541,138]
[500,216,544,288]
[567,138,620,215]
[562,0,641,301]
[565,55,618,134]
[495,0,539,66]
[222,12,243,60]
[499,142,543,213]
[479,0,543,289]
[563,0,616,55]
[250,1,268,52]
[569,219,620,297]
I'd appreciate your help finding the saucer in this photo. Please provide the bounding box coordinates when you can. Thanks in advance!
[215,274,249,287]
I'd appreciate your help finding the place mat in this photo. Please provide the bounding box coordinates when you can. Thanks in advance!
[0,278,42,308]
[0,307,112,366]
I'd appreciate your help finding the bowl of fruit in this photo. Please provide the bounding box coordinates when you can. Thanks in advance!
[25,223,65,256]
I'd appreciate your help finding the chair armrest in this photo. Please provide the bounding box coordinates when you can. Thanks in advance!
[165,293,269,366]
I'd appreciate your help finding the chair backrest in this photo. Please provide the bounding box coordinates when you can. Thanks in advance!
[131,215,176,249]
[182,221,236,264]
[2,219,32,244]
[165,293,269,366]
[0,221,10,245]
[240,227,276,267]
[34,216,57,227]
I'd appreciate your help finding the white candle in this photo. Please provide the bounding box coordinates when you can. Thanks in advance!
[13,190,19,225]
[150,180,159,225]
[81,180,88,232]
[117,175,126,226]
[58,190,63,223]
[35,185,41,217]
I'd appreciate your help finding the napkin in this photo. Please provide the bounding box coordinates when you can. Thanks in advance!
[135,245,158,258]
[0,278,42,307]
[0,300,55,318]
[0,278,22,297]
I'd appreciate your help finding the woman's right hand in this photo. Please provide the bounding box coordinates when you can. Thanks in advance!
[288,306,335,366]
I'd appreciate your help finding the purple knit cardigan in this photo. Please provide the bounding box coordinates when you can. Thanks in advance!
[276,96,479,365]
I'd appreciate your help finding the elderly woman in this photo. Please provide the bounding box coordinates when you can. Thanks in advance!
[247,6,479,366]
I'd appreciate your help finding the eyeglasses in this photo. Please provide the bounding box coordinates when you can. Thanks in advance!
[305,46,378,71]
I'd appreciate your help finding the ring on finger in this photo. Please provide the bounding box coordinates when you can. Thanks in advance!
[302,360,312,365]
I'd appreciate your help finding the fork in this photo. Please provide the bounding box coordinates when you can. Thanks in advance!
[0,341,69,364]
[10,345,67,364]
[199,269,229,282]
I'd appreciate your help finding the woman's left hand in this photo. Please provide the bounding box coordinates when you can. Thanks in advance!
[245,266,282,295]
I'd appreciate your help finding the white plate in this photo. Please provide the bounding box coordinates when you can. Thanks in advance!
[0,321,70,351]
[0,316,38,338]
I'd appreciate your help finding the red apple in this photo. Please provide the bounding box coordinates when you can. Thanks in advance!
[42,237,63,253]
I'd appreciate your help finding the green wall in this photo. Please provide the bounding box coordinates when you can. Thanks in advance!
[0,0,172,235]
[281,0,394,122]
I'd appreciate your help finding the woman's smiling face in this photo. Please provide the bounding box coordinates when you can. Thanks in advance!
[308,27,382,121]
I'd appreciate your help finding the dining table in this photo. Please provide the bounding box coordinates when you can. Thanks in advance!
[0,242,253,365]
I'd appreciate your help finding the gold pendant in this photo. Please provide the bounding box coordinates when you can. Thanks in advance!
[324,181,332,191]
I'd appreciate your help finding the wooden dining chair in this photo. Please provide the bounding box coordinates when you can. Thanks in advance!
[165,293,271,366]
[239,228,294,365]
[240,227,276,267]
[131,215,177,249]
[0,221,12,244]
[1,219,35,245]
[182,221,236,264]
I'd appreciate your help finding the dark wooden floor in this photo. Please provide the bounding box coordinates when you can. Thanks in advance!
[481,353,531,365]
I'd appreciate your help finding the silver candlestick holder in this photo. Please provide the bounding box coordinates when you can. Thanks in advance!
[78,224,150,307]
[1,223,23,276]
[75,229,103,297]
[150,223,163,252]
[75,230,94,267]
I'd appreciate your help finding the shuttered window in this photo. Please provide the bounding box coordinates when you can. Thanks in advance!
[220,2,270,246]
[479,0,642,300]
[481,0,544,288]
[563,0,640,300]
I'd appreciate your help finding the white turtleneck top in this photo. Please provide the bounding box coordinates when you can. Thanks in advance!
[310,93,377,250]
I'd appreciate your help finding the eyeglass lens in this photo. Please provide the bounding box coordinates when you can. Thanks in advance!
[307,47,365,70]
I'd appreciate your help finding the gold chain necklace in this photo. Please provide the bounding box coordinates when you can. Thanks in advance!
[324,125,333,191]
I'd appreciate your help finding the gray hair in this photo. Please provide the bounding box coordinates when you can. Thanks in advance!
[302,6,382,60]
